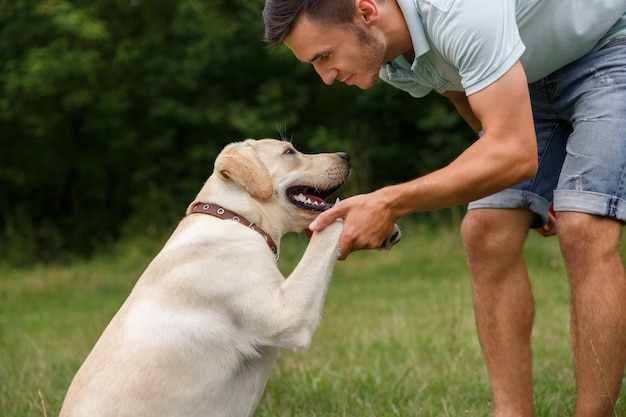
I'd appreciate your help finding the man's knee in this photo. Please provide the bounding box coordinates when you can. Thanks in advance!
[460,209,484,249]
[461,209,516,277]
[461,208,532,254]
[557,211,623,264]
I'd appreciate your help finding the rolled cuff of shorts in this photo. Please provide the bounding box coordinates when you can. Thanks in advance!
[554,190,626,222]
[467,189,550,228]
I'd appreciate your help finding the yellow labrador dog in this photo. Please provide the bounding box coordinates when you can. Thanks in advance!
[60,138,400,417]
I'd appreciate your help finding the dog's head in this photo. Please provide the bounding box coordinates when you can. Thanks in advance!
[191,139,350,235]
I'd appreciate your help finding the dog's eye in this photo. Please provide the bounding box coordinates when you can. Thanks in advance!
[284,147,296,155]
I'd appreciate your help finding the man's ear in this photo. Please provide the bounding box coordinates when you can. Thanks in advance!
[215,142,274,201]
[355,0,379,25]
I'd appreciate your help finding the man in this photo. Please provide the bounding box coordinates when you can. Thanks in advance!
[263,0,626,416]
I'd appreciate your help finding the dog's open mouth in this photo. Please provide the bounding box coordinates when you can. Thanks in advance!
[287,185,342,212]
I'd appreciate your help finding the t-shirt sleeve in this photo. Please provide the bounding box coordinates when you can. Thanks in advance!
[423,0,526,95]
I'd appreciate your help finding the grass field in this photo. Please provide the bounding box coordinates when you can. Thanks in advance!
[1,218,625,416]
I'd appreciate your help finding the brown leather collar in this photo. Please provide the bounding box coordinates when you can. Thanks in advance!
[189,202,279,259]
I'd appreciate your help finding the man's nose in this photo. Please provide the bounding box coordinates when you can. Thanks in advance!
[314,64,338,85]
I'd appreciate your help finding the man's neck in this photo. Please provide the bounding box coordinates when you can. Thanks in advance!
[380,0,414,61]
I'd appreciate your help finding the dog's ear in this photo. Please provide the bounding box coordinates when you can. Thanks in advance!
[215,143,274,201]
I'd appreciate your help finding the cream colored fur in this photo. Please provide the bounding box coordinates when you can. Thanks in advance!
[60,139,351,417]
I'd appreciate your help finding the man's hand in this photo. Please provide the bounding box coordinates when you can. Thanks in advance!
[534,204,557,237]
[308,192,397,260]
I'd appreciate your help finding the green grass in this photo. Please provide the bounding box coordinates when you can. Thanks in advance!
[1,219,625,416]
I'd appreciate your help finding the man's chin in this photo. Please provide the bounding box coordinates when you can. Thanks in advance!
[356,75,379,89]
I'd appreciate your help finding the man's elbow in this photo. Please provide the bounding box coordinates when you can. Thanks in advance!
[521,157,538,180]
[513,155,538,184]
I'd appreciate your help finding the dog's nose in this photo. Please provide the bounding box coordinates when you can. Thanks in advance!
[337,152,350,166]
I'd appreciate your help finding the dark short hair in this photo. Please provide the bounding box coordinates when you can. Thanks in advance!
[263,0,356,47]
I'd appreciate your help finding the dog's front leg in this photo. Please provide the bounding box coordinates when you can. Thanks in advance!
[272,221,343,352]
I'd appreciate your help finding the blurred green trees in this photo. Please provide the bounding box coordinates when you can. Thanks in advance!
[0,0,472,264]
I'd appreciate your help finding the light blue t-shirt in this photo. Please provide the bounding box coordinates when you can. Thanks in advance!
[380,0,626,97]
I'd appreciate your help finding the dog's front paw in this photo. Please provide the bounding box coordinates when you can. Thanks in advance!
[322,219,344,237]
[379,223,401,250]
[307,219,343,241]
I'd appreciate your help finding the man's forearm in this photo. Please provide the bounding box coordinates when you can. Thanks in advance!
[379,129,537,219]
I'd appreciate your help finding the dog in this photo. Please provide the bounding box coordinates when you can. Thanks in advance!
[60,138,400,417]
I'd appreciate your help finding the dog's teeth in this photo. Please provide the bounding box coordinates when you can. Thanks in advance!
[293,192,327,206]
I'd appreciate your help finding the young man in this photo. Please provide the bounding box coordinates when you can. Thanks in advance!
[263,0,626,416]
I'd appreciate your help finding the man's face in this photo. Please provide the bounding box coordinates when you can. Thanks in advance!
[284,14,385,89]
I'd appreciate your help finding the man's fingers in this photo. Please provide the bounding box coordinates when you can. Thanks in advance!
[337,234,352,261]
[308,219,322,232]
[533,206,557,237]
[309,206,344,232]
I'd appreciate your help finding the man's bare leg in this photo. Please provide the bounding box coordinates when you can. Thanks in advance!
[557,212,626,417]
[461,208,536,417]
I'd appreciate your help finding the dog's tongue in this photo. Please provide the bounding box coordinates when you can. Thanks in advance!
[304,228,314,239]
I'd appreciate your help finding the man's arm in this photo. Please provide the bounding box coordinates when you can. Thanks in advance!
[440,90,482,134]
[310,61,538,259]
[440,76,558,238]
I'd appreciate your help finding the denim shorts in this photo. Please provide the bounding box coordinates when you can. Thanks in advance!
[468,37,626,228]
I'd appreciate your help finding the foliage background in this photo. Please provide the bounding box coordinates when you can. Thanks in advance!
[1,0,472,264]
